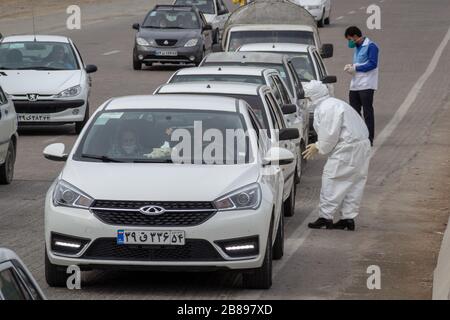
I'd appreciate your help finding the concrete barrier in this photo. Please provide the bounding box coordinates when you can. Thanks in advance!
[433,214,450,300]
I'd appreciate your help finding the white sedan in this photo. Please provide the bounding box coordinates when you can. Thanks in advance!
[291,0,331,27]
[0,35,97,134]
[0,85,17,184]
[43,95,298,289]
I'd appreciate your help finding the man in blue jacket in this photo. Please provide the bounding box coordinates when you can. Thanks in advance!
[344,26,379,146]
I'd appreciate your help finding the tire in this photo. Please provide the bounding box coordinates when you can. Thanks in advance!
[45,250,68,287]
[283,182,296,217]
[243,218,273,289]
[194,48,205,66]
[0,140,15,185]
[317,9,325,27]
[75,103,90,135]
[324,16,330,25]
[273,209,284,260]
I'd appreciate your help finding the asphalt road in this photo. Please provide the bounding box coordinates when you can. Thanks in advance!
[1,0,450,299]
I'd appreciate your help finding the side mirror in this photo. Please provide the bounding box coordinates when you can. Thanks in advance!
[132,23,140,30]
[85,64,98,74]
[279,128,300,141]
[43,143,68,162]
[297,89,305,99]
[282,104,297,115]
[212,43,223,52]
[218,9,228,15]
[203,24,213,31]
[321,44,334,59]
[264,147,295,166]
[321,75,337,84]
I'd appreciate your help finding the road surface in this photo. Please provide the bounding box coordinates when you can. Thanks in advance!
[0,0,449,299]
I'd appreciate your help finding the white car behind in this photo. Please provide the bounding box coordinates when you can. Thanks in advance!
[0,35,97,134]
[291,0,331,27]
[0,85,17,184]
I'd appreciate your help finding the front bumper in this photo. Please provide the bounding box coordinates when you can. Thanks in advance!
[13,99,87,124]
[134,44,203,64]
[45,191,272,271]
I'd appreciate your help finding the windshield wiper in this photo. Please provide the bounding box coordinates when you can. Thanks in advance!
[81,154,124,163]
[133,158,173,163]
[16,66,65,71]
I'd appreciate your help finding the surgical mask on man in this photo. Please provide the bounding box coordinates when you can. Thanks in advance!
[348,39,357,48]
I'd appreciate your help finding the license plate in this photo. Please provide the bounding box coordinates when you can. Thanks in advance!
[155,50,178,56]
[17,114,51,122]
[117,230,185,246]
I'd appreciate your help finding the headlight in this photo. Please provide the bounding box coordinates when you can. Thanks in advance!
[184,38,199,47]
[136,37,155,46]
[307,5,321,10]
[53,180,94,209]
[214,183,261,211]
[54,85,81,98]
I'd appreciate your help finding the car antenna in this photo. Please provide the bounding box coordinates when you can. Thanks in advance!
[31,0,37,41]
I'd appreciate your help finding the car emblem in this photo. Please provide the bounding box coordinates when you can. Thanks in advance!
[164,40,169,45]
[27,94,39,102]
[139,205,166,216]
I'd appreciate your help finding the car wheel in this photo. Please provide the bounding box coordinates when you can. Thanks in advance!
[324,14,330,25]
[45,249,68,287]
[0,140,15,185]
[133,52,142,70]
[317,9,325,27]
[273,209,284,260]
[195,48,205,66]
[75,103,90,135]
[283,182,296,217]
[243,218,273,289]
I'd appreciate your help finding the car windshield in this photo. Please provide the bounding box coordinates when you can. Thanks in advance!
[171,74,264,85]
[0,42,79,70]
[142,9,199,29]
[174,0,215,14]
[229,30,315,51]
[75,109,251,165]
[203,61,294,96]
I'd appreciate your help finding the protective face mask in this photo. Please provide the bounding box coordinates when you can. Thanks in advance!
[123,145,137,154]
[348,39,357,48]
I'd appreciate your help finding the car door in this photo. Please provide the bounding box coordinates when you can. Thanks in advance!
[263,92,295,201]
[199,12,213,51]
[312,48,335,96]
[214,0,230,32]
[0,87,12,163]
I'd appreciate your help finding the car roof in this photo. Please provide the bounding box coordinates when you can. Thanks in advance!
[228,24,315,32]
[154,4,195,11]
[239,43,311,53]
[157,82,264,96]
[104,94,242,112]
[203,52,287,65]
[0,35,70,43]
[174,66,276,77]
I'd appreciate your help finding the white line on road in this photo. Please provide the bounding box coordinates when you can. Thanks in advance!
[102,50,121,56]
[336,16,344,20]
[372,26,450,155]
[261,25,450,295]
[348,10,356,14]
[360,6,366,10]
[43,136,63,144]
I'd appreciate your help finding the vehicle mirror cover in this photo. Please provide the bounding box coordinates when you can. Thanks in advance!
[321,44,334,59]
[282,104,297,115]
[85,65,98,74]
[279,128,300,141]
[43,143,68,162]
[321,75,337,84]
[264,147,295,166]
[203,24,213,31]
[132,23,140,30]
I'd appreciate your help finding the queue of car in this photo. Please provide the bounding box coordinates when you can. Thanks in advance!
[0,0,336,293]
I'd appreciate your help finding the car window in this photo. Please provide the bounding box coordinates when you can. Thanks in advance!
[312,50,326,80]
[174,0,215,14]
[0,41,79,71]
[228,30,315,51]
[266,76,283,106]
[287,61,305,98]
[143,9,199,29]
[264,95,280,130]
[290,53,317,81]
[272,75,291,105]
[75,109,250,165]
[0,266,28,300]
[0,86,6,105]
[170,74,264,84]
[217,0,229,13]
[266,93,285,129]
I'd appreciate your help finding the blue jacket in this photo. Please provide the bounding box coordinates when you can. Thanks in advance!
[351,37,379,91]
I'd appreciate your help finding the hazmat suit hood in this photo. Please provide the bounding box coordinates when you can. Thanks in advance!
[304,80,330,103]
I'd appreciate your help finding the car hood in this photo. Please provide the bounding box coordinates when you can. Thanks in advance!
[138,28,200,44]
[0,70,82,95]
[61,161,260,201]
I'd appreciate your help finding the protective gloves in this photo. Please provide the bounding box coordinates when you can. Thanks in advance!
[344,64,356,75]
[302,143,319,160]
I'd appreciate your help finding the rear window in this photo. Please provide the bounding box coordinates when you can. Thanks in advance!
[228,30,315,51]
[170,74,264,85]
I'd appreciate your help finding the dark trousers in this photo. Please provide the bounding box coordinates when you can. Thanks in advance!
[349,89,375,145]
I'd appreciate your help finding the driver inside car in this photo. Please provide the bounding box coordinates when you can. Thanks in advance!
[44,45,74,69]
[109,128,144,159]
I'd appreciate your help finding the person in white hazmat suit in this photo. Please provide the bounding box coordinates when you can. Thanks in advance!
[302,80,372,231]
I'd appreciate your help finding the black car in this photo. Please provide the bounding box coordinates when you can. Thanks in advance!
[132,5,213,69]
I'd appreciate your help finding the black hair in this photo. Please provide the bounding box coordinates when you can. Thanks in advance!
[345,26,363,38]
